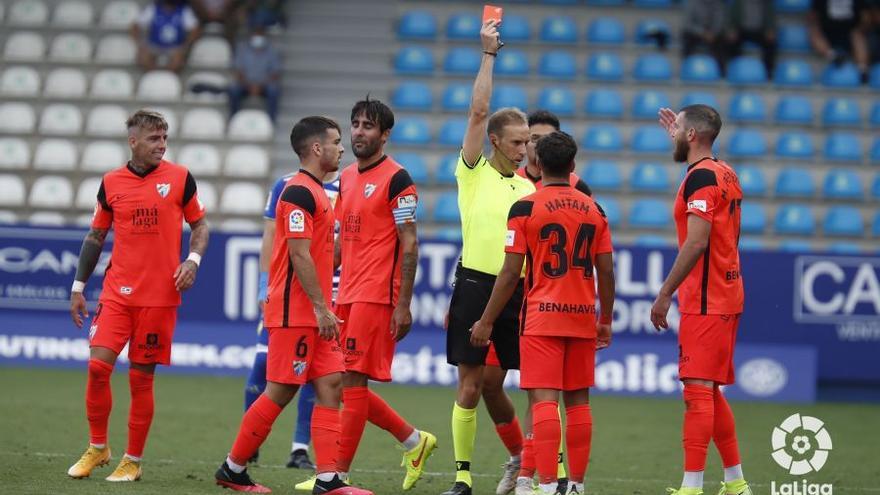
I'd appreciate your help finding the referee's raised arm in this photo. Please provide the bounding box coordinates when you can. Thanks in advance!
[462,20,502,166]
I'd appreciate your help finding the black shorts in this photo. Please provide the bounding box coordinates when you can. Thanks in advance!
[446,264,523,370]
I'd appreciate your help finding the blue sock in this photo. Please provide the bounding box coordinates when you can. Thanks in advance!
[293,382,315,446]
[244,351,267,411]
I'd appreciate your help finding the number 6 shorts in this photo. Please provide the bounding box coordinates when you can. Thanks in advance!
[266,327,345,385]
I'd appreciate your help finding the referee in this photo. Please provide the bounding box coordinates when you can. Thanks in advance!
[442,19,536,495]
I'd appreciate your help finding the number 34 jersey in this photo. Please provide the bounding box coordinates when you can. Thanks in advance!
[505,184,613,339]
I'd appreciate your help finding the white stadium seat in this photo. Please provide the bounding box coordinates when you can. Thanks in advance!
[220,219,262,232]
[4,31,46,61]
[30,176,74,208]
[0,175,27,206]
[178,144,221,175]
[34,139,77,171]
[228,110,273,141]
[39,104,83,136]
[95,35,136,64]
[181,108,225,139]
[0,66,40,96]
[225,145,269,178]
[82,141,126,172]
[49,33,92,62]
[137,70,181,101]
[76,177,103,209]
[8,0,48,26]
[0,3,5,22]
[189,37,231,68]
[44,68,87,99]
[196,181,218,210]
[86,105,128,137]
[52,0,93,27]
[90,69,134,99]
[74,214,95,227]
[0,138,31,170]
[0,211,18,225]
[0,103,37,134]
[100,0,139,28]
[29,212,67,226]
[185,71,228,102]
[220,182,264,215]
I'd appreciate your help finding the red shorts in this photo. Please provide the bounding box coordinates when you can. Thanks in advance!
[678,313,740,385]
[89,300,178,365]
[519,335,596,391]
[266,326,344,385]
[336,302,396,382]
[485,342,501,367]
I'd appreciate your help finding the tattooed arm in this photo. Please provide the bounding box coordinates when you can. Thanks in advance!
[391,221,418,342]
[174,217,210,292]
[70,228,109,327]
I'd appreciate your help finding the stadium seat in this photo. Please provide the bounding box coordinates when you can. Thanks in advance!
[584,89,624,119]
[736,165,767,195]
[728,129,767,158]
[33,139,76,171]
[4,31,45,61]
[397,10,437,40]
[537,86,576,116]
[220,183,264,215]
[582,126,623,153]
[681,55,721,83]
[680,91,719,109]
[224,145,268,178]
[28,212,66,226]
[491,85,528,111]
[392,117,430,146]
[538,51,576,79]
[775,204,815,234]
[393,153,429,184]
[594,196,621,227]
[633,0,672,6]
[137,70,181,101]
[874,211,880,236]
[180,108,225,140]
[86,105,128,137]
[435,227,462,242]
[632,90,670,120]
[738,236,766,251]
[195,181,217,211]
[0,175,26,206]
[872,175,880,199]
[1,66,40,96]
[775,0,809,13]
[396,46,434,75]
[823,169,862,199]
[100,0,139,28]
[178,144,221,176]
[496,49,530,77]
[29,176,73,208]
[95,34,136,64]
[499,14,531,41]
[392,82,433,111]
[740,202,767,233]
[872,139,880,162]
[632,127,670,154]
[541,16,577,43]
[81,141,125,172]
[630,162,669,191]
[822,62,860,88]
[776,131,814,159]
[778,239,813,252]
[774,59,813,87]
[775,168,815,197]
[822,97,861,127]
[433,192,460,223]
[439,118,468,147]
[0,103,36,134]
[39,104,82,136]
[727,56,767,85]
[729,92,767,123]
[228,110,272,141]
[827,242,862,254]
[633,54,672,82]
[825,132,862,161]
[582,160,623,191]
[9,0,48,25]
[775,95,814,124]
[628,199,670,228]
[189,37,231,69]
[0,138,30,170]
[446,12,480,40]
[185,71,228,103]
[44,68,86,99]
[585,0,624,4]
[49,33,91,62]
[441,83,471,112]
[824,206,863,236]
[52,0,92,26]
[90,69,134,99]
[586,52,624,81]
[587,17,625,44]
[0,211,18,225]
[870,102,880,127]
[634,235,673,247]
[444,47,480,75]
[435,153,458,184]
[635,18,671,47]
[777,23,810,52]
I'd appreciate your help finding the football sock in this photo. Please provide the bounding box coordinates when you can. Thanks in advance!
[451,402,477,486]
[713,387,742,470]
[533,401,561,485]
[244,351,267,411]
[316,472,336,482]
[519,435,536,478]
[724,464,745,483]
[682,383,714,484]
[226,457,246,474]
[367,388,414,444]
[86,359,114,446]
[229,394,282,466]
[682,471,704,489]
[495,416,524,457]
[124,453,141,462]
[293,382,316,447]
[311,404,341,474]
[126,368,155,458]
[402,429,422,450]
[537,482,557,494]
[338,387,369,472]
[565,404,592,483]
[557,406,567,479]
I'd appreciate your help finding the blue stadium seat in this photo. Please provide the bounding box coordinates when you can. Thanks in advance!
[776,131,814,159]
[727,56,767,85]
[491,85,528,111]
[630,162,669,191]
[634,235,673,247]
[392,117,430,145]
[680,91,719,109]
[496,49,530,77]
[775,168,815,197]
[777,23,810,52]
[775,204,815,235]
[825,132,862,161]
[872,138,880,162]
[444,47,480,74]
[873,174,880,199]
[634,0,672,7]
[398,11,437,40]
[586,52,624,81]
[681,55,721,83]
[632,126,670,154]
[415,196,429,223]
[593,196,622,226]
[395,46,434,75]
[778,239,813,252]
[633,54,672,82]
[391,82,432,111]
[433,192,460,223]
[740,202,767,233]
[442,83,471,112]
[775,0,810,13]
[828,242,862,254]
[629,199,670,228]
[632,90,671,120]
[728,129,767,158]
[584,89,624,119]
[537,86,576,116]
[729,92,767,123]
[541,16,578,43]
[874,211,880,236]
[774,59,813,87]
[775,95,813,124]
[539,51,577,79]
[824,206,863,236]
[870,63,880,89]
[583,160,623,191]
[823,169,862,199]
[736,165,767,195]
[822,62,861,88]
[435,153,458,184]
[823,97,861,126]
[446,12,480,40]
[439,118,467,147]
[635,18,671,47]
[871,102,880,127]
[394,153,429,184]
[499,14,531,41]
[587,17,625,44]
[739,237,766,251]
[582,126,623,153]
[586,0,624,4]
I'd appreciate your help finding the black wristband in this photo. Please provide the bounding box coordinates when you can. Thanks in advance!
[483,51,497,57]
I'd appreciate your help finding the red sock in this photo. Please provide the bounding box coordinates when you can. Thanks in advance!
[86,359,114,446]
[683,383,715,471]
[367,388,413,443]
[495,416,524,456]
[126,368,155,458]
[713,387,741,467]
[338,387,369,472]
[565,404,592,483]
[532,401,561,485]
[519,436,535,478]
[312,404,341,474]
[229,394,283,465]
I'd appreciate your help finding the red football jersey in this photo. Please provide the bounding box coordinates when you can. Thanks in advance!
[506,184,613,338]
[673,158,744,315]
[336,155,418,306]
[264,170,335,328]
[91,161,205,307]
[515,168,592,196]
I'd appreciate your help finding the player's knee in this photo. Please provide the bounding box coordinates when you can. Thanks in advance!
[342,371,369,388]
[87,359,113,383]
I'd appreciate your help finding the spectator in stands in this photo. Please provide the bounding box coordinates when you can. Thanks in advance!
[131,0,203,73]
[245,0,287,29]
[228,25,282,122]
[808,0,871,82]
[190,0,239,43]
[681,0,730,75]
[726,0,777,76]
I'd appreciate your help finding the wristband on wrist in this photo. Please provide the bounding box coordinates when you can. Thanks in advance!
[71,280,85,293]
[483,51,497,56]
[186,252,202,267]
[599,314,612,325]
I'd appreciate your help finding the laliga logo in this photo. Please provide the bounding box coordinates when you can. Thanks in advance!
[772,413,832,475]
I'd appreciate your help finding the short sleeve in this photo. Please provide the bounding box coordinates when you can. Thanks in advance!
[505,200,533,255]
[91,180,113,229]
[388,169,418,225]
[573,177,593,197]
[682,168,720,223]
[182,172,206,222]
[264,176,287,220]
[279,185,316,239]
[455,149,483,178]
